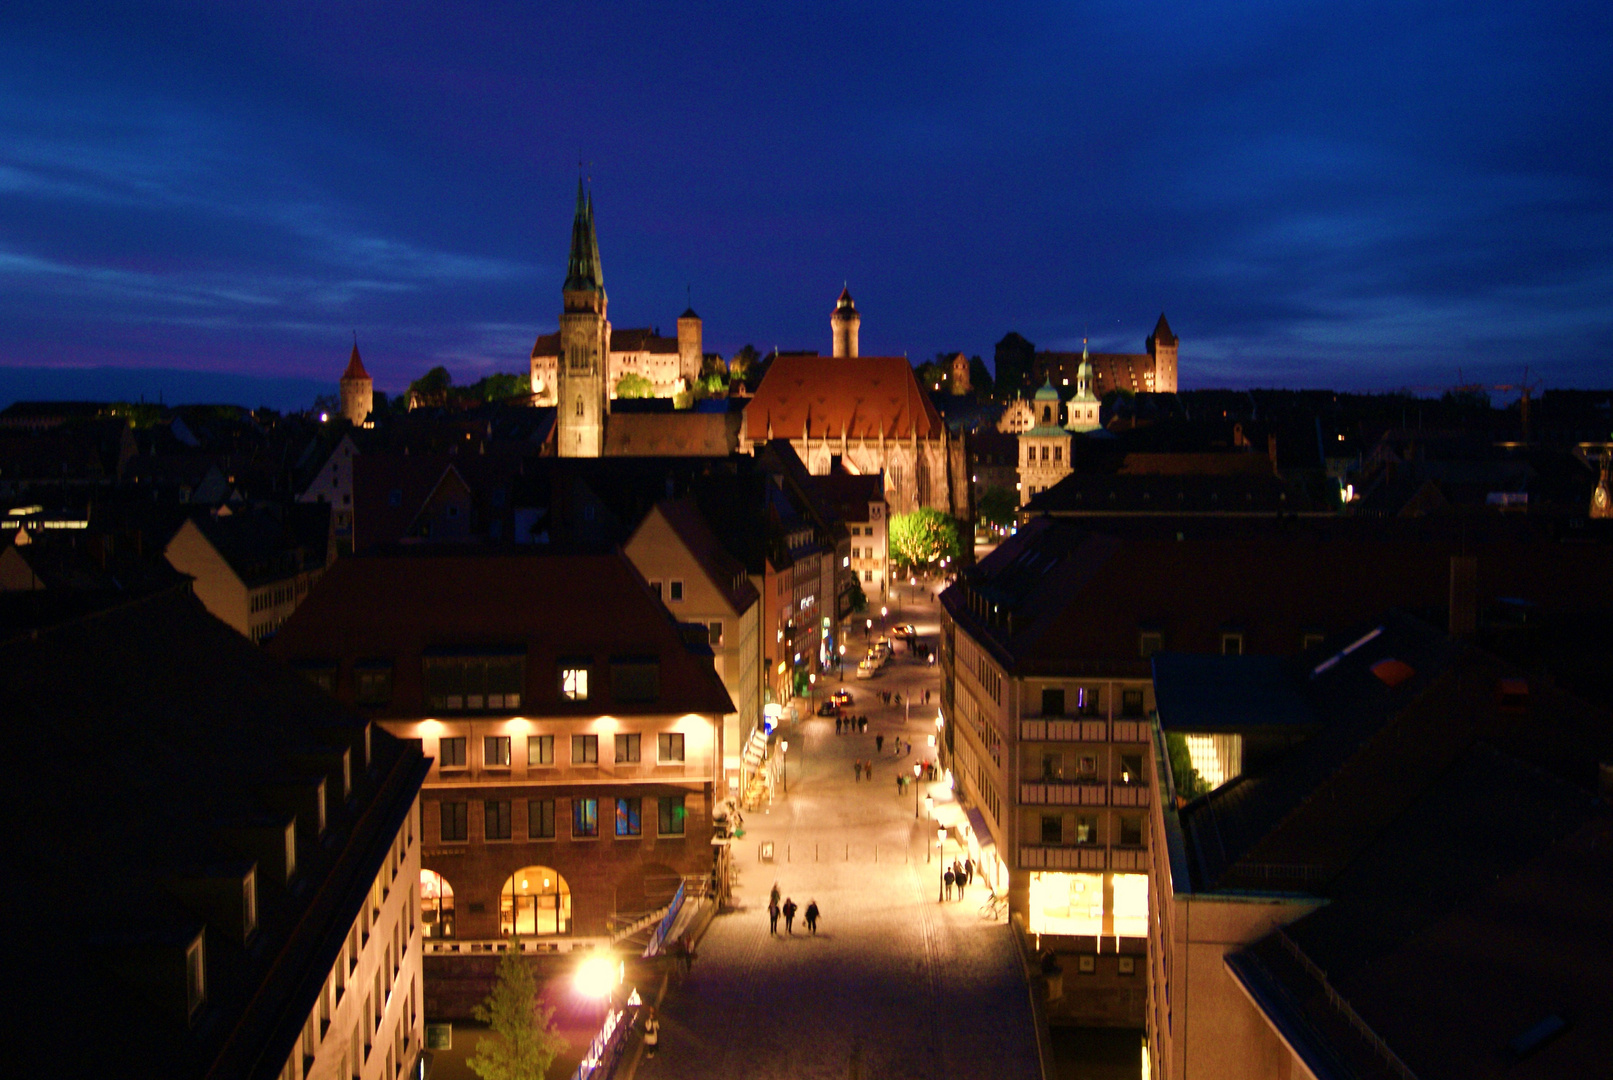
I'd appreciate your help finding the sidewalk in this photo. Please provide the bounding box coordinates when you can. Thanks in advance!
[634,610,1041,1080]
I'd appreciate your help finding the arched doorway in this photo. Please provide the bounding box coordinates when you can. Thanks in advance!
[420,869,455,939]
[499,866,572,936]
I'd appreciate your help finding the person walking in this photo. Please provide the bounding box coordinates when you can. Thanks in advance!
[964,857,974,885]
[895,774,904,795]
[954,860,967,900]
[783,897,798,934]
[943,867,955,901]
[835,716,842,734]
[771,882,781,908]
[768,898,780,934]
[805,899,820,934]
[876,734,884,752]
[854,760,862,781]
[644,1008,660,1058]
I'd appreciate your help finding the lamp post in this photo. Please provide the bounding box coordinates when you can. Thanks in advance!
[913,762,923,819]
[937,827,947,902]
[780,739,789,794]
[808,672,816,720]
[924,795,935,862]
[838,643,846,683]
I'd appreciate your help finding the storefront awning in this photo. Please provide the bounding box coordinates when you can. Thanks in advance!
[964,806,996,854]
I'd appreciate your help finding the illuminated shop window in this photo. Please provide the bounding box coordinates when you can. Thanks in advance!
[420,870,455,939]
[560,665,589,701]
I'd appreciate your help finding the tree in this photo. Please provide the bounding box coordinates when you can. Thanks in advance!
[614,373,655,399]
[914,359,948,393]
[1165,732,1208,803]
[468,372,529,402]
[888,508,962,571]
[993,332,1036,402]
[698,353,729,382]
[467,951,566,1080]
[728,345,760,382]
[847,578,868,615]
[976,486,1017,530]
[408,366,452,409]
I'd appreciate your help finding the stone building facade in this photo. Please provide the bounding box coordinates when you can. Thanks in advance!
[1035,315,1179,396]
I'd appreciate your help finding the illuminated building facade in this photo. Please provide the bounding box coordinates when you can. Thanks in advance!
[267,550,733,947]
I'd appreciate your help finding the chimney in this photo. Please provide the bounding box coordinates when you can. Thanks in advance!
[1449,555,1478,637]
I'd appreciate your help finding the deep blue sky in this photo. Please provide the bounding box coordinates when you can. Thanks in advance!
[1,1,1609,405]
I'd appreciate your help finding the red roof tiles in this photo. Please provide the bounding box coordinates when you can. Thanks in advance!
[744,355,945,442]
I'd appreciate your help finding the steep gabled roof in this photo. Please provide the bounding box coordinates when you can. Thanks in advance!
[744,355,946,442]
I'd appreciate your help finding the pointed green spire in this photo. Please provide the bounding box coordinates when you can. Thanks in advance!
[564,181,603,293]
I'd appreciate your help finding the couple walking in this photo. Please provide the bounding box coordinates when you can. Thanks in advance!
[768,882,820,935]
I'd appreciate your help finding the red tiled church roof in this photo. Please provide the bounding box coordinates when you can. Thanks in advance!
[744,355,946,442]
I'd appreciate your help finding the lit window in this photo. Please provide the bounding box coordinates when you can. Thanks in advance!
[842,556,849,567]
[561,666,589,701]
[708,621,723,646]
[615,733,641,763]
[573,798,599,838]
[484,735,511,767]
[527,734,554,766]
[615,797,642,837]
[658,732,686,762]
[658,795,686,835]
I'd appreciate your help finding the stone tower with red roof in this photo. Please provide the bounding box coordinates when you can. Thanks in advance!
[1148,313,1178,393]
[339,340,372,426]
[558,181,611,457]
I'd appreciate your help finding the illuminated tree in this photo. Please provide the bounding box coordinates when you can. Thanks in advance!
[467,951,566,1080]
[614,373,655,399]
[888,508,962,571]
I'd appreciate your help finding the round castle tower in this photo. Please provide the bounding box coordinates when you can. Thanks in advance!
[831,286,860,358]
[339,341,373,426]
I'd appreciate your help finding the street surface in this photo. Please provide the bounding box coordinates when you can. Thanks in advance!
[637,583,1043,1080]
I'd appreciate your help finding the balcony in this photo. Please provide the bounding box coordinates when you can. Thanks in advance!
[1110,720,1149,743]
[1019,844,1107,870]
[1109,784,1151,808]
[1020,718,1108,742]
[1109,846,1148,871]
[1021,781,1107,806]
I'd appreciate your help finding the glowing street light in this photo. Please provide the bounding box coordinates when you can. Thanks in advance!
[576,955,617,999]
[781,739,789,794]
[913,762,923,819]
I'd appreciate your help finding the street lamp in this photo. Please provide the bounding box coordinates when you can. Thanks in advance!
[937,827,947,902]
[913,762,923,818]
[838,643,846,683]
[780,739,789,794]
[808,672,816,718]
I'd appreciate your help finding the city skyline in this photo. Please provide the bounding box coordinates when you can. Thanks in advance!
[2,2,1610,406]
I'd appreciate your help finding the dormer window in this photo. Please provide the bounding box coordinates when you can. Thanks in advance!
[560,664,589,702]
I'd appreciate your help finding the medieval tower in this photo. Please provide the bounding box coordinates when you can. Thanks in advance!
[558,182,610,458]
[677,306,703,386]
[1148,314,1178,394]
[339,340,373,426]
[831,287,860,358]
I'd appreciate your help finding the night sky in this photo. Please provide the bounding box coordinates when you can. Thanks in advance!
[2,2,1610,405]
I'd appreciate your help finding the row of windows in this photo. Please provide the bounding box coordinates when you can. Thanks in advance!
[1036,751,1146,783]
[647,579,685,602]
[318,658,664,710]
[1137,629,1325,658]
[251,581,299,613]
[438,796,686,842]
[1039,812,1146,847]
[1023,443,1064,464]
[1037,686,1146,718]
[439,732,685,769]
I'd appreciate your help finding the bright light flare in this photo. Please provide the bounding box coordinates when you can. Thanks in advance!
[576,955,616,998]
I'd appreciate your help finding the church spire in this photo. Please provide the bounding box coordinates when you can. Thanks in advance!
[564,179,604,293]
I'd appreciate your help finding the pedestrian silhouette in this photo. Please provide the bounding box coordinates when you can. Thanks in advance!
[876,734,884,752]
[944,868,955,900]
[783,897,798,934]
[854,761,862,781]
[768,899,779,934]
[805,899,820,934]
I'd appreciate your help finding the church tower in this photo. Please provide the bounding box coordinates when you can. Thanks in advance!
[1065,340,1101,432]
[1020,379,1072,506]
[339,339,373,427]
[831,286,860,358]
[1148,313,1178,393]
[558,182,610,458]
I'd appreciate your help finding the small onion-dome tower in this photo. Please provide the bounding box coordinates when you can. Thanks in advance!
[831,286,860,358]
[339,340,373,426]
[1065,339,1101,433]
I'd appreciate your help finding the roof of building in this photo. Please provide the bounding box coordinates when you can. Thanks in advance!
[647,497,760,615]
[340,343,370,383]
[1151,313,1176,345]
[267,549,735,718]
[564,181,603,294]
[171,502,330,588]
[744,354,947,443]
[804,470,885,524]
[1152,653,1318,731]
[942,515,1613,680]
[605,411,737,456]
[0,583,427,1078]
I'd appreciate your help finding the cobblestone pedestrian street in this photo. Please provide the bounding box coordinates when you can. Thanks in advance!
[637,587,1043,1079]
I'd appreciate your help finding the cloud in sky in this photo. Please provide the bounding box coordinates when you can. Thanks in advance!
[0,0,1609,400]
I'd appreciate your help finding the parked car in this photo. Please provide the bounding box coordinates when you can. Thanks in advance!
[817,700,842,717]
[895,624,917,640]
[856,660,880,679]
[831,689,854,707]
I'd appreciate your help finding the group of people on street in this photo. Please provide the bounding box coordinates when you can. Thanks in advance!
[768,883,820,935]
[852,759,876,781]
[942,857,975,901]
[834,715,868,734]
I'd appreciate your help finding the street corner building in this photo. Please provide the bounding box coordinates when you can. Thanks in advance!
[0,582,430,1080]
[264,546,734,1013]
